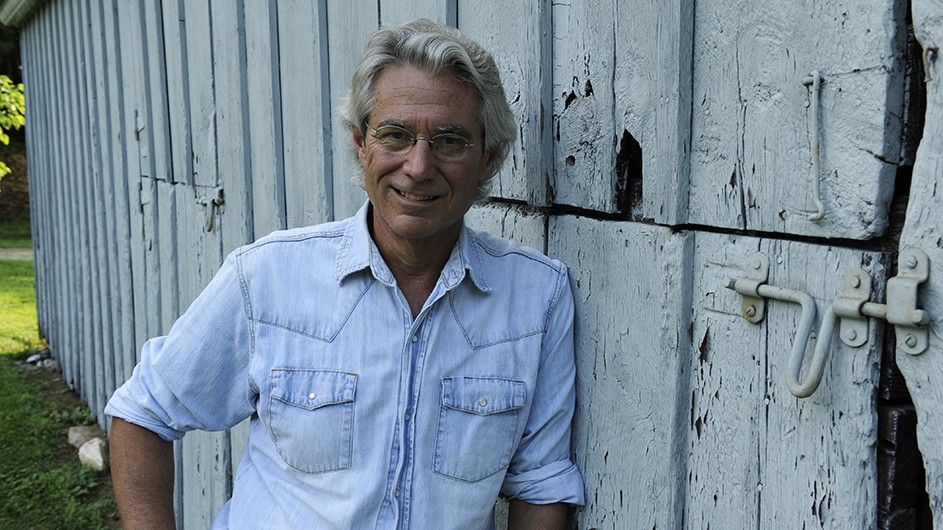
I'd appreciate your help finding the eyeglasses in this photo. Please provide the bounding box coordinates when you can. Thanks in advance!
[365,123,478,162]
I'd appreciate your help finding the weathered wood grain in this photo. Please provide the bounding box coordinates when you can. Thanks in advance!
[689,234,884,528]
[548,216,693,529]
[465,201,546,252]
[276,0,333,228]
[212,0,253,254]
[897,0,943,524]
[551,0,693,219]
[380,0,454,26]
[245,0,287,237]
[458,0,550,206]
[326,0,374,219]
[182,0,218,189]
[689,0,906,240]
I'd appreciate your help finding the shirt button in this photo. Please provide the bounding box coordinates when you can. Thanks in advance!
[394,489,401,497]
[308,392,316,400]
[404,412,411,421]
[411,335,418,343]
[478,398,488,407]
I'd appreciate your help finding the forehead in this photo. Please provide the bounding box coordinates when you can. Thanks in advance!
[371,65,480,130]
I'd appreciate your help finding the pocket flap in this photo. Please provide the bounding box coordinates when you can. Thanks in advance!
[441,377,525,415]
[271,369,357,411]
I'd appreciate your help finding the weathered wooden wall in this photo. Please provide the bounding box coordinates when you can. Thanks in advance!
[11,0,941,527]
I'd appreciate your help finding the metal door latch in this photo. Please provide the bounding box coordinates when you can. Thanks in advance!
[832,248,930,355]
[727,252,829,398]
[728,249,932,399]
[197,187,225,232]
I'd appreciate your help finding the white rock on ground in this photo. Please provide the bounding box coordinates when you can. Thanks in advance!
[78,437,108,471]
[68,425,103,448]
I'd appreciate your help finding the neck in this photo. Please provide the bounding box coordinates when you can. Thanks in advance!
[368,208,461,318]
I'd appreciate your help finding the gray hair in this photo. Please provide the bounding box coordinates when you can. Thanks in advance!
[339,19,516,199]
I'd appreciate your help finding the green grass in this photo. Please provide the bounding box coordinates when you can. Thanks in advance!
[0,259,43,353]
[0,219,119,529]
[0,217,31,248]
[0,359,119,529]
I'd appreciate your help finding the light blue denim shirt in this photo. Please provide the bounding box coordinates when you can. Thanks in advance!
[105,202,584,529]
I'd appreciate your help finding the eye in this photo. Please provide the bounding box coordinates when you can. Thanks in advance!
[434,134,467,147]
[376,126,413,143]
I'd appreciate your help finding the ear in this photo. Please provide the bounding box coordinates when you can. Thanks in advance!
[480,146,501,181]
[352,126,367,164]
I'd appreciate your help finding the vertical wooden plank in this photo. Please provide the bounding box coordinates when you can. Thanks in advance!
[86,0,120,414]
[101,0,137,381]
[183,0,218,189]
[211,0,253,253]
[457,0,550,206]
[688,0,905,239]
[115,0,155,364]
[379,0,455,26]
[75,0,112,417]
[276,0,333,228]
[550,0,692,219]
[55,0,85,393]
[244,0,286,236]
[326,0,376,219]
[139,1,172,183]
[688,235,883,528]
[161,0,193,185]
[548,217,693,529]
[897,1,943,523]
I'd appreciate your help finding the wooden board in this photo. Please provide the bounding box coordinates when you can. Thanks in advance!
[326,0,375,219]
[551,0,693,219]
[465,202,546,253]
[245,0,287,237]
[688,0,905,240]
[380,0,454,26]
[548,217,692,529]
[689,234,885,528]
[276,0,333,229]
[457,0,550,206]
[897,0,943,524]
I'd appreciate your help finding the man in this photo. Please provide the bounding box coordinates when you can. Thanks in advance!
[106,19,584,529]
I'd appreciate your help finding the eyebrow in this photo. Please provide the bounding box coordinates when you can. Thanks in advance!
[375,119,473,138]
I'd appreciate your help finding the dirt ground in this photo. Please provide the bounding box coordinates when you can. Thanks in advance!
[0,149,29,221]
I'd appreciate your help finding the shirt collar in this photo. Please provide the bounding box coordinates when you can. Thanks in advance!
[334,201,491,293]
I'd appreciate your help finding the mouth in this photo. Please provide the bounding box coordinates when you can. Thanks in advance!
[396,188,439,202]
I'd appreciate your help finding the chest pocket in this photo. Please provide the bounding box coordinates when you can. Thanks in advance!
[433,376,526,482]
[269,369,357,473]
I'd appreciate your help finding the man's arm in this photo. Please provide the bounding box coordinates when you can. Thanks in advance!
[110,417,176,530]
[507,500,569,530]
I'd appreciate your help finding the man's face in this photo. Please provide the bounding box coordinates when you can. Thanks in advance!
[353,65,497,254]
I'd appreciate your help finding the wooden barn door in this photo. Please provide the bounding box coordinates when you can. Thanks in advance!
[468,0,924,528]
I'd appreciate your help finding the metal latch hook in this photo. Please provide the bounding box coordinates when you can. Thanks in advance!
[728,252,835,398]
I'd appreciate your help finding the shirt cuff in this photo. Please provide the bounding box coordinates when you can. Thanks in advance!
[500,459,585,505]
[104,383,188,442]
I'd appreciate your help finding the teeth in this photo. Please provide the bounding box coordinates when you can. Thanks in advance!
[399,190,435,201]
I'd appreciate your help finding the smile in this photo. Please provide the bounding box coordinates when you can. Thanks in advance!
[396,189,438,202]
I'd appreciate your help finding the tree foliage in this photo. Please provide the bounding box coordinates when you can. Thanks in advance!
[0,74,24,180]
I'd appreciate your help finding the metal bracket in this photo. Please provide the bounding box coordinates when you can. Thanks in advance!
[831,249,930,356]
[831,269,871,348]
[197,187,225,232]
[888,248,930,355]
[732,252,769,324]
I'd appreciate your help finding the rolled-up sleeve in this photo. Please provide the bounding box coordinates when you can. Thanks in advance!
[501,267,585,505]
[104,252,256,441]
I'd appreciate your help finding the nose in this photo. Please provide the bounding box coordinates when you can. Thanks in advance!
[401,137,435,178]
